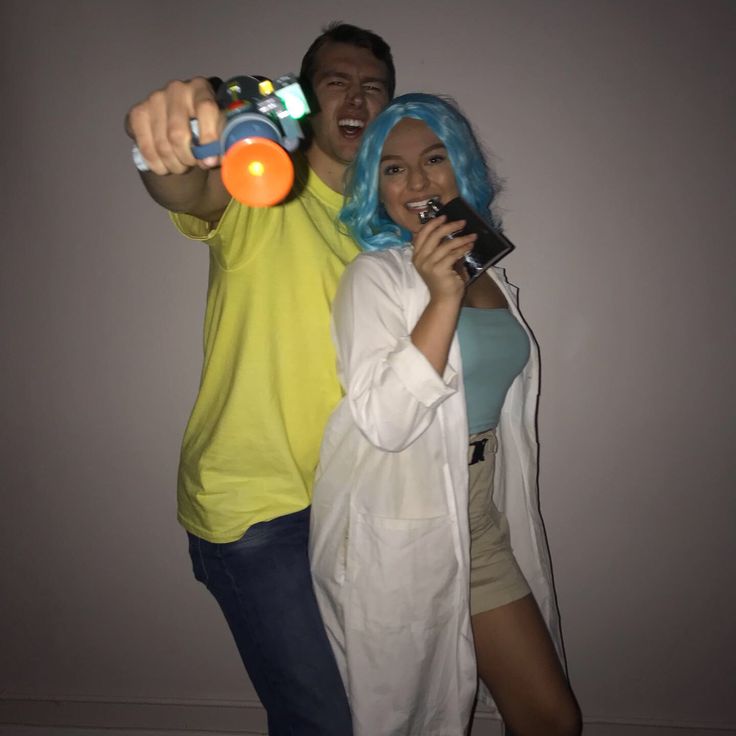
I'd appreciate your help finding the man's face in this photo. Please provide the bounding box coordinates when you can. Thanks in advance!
[308,42,390,166]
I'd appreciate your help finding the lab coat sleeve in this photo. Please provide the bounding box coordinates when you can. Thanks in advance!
[332,252,458,452]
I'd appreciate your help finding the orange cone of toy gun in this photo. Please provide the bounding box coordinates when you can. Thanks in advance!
[221,137,294,207]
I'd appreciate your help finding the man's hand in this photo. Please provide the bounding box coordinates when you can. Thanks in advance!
[125,77,222,175]
[124,77,230,220]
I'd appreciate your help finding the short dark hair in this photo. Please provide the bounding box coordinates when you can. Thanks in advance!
[299,22,396,100]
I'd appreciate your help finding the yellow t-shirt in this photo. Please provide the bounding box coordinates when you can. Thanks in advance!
[171,157,359,542]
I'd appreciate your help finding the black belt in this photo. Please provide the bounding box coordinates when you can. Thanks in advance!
[469,437,489,466]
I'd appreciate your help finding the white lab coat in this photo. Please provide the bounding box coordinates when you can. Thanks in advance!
[310,246,563,736]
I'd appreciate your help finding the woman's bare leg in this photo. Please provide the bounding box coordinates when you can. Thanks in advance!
[471,594,582,736]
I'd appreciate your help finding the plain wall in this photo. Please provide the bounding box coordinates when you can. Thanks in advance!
[1,0,734,733]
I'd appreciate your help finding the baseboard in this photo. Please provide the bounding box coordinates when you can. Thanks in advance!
[0,695,267,735]
[0,695,733,735]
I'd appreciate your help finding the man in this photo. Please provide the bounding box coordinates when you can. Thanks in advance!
[125,23,394,735]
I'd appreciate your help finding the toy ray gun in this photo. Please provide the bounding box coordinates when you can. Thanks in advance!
[132,74,310,207]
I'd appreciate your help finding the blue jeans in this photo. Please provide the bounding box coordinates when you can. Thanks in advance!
[188,507,352,735]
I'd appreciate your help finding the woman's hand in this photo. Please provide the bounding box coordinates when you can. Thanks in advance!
[412,215,477,304]
[409,216,477,375]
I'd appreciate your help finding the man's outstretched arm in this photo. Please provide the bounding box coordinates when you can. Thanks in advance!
[125,76,231,223]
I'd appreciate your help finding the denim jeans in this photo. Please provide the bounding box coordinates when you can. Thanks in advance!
[188,507,352,735]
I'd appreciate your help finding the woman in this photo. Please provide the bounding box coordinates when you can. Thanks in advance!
[310,94,581,736]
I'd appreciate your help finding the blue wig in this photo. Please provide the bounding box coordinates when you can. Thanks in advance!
[339,93,502,251]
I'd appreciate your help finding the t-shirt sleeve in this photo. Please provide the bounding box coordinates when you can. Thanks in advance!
[169,198,257,269]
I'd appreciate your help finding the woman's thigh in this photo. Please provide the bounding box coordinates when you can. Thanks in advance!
[471,594,581,736]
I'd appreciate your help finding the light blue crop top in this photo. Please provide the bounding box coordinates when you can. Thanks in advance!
[456,307,530,433]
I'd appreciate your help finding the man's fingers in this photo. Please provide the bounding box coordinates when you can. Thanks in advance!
[191,81,221,142]
[127,78,222,175]
[190,78,223,169]
[163,82,201,170]
[128,105,163,175]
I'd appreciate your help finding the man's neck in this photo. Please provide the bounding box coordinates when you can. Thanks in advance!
[304,145,348,194]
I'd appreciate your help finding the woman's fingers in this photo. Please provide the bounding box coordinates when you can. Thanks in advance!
[426,232,476,268]
[412,218,477,299]
[413,216,455,252]
[414,217,475,267]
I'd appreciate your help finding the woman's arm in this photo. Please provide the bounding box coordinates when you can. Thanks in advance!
[409,215,475,373]
[332,219,475,452]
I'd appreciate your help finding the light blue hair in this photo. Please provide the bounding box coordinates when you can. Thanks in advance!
[339,93,502,251]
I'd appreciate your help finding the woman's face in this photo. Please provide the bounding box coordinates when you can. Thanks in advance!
[378,118,460,235]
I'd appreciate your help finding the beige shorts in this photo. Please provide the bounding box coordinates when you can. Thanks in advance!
[468,428,531,616]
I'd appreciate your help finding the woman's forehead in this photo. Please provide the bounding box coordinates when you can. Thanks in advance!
[382,118,443,154]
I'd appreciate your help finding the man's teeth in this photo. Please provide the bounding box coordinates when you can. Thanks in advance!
[338,119,365,128]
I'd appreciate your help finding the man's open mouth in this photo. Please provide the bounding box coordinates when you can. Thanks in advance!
[338,118,365,138]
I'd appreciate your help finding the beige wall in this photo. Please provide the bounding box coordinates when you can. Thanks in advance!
[1,0,734,733]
